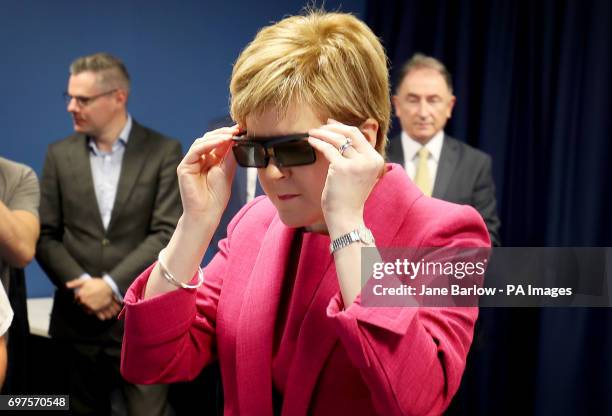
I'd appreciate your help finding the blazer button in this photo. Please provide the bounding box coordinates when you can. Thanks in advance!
[101,238,110,246]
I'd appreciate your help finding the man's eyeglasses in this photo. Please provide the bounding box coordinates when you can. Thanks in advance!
[231,133,316,168]
[63,89,117,107]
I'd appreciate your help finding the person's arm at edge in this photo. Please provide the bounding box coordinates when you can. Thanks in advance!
[0,205,39,268]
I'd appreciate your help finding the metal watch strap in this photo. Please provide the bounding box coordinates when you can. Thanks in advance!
[329,226,374,254]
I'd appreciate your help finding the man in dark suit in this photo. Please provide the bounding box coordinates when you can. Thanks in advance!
[37,53,181,415]
[387,53,501,246]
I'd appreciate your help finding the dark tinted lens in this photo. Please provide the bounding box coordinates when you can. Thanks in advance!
[232,143,266,167]
[274,140,316,167]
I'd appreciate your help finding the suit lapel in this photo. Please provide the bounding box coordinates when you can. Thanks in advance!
[433,136,459,199]
[67,135,105,232]
[283,165,416,414]
[386,134,405,165]
[107,121,151,231]
[235,219,297,415]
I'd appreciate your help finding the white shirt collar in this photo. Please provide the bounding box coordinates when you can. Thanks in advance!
[401,129,444,162]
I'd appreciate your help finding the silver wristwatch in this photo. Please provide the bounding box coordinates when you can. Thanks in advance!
[329,225,375,254]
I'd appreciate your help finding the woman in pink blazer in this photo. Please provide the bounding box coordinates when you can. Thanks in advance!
[120,10,490,416]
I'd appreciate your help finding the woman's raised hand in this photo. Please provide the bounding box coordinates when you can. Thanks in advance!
[307,119,384,233]
[177,125,240,221]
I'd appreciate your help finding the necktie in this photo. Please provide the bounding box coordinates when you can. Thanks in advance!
[414,147,432,196]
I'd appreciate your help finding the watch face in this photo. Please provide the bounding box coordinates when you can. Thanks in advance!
[358,227,375,245]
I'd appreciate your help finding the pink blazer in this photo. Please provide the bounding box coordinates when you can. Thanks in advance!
[121,164,490,415]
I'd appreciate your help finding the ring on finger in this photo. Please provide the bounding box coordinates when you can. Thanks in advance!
[338,138,353,156]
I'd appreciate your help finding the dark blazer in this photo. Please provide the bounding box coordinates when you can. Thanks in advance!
[36,120,182,343]
[387,134,501,246]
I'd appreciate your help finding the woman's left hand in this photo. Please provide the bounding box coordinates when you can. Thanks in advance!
[308,119,385,234]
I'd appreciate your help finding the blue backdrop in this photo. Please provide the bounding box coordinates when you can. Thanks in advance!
[0,0,365,297]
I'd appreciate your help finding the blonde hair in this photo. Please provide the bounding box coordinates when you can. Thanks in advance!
[70,52,131,92]
[230,11,390,155]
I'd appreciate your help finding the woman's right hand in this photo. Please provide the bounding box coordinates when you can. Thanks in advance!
[144,127,239,299]
[177,125,240,221]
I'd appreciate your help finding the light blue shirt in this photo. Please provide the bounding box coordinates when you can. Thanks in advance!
[78,115,132,301]
[89,115,132,229]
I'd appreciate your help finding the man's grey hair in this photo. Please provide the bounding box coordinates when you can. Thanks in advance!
[397,53,453,93]
[70,52,130,92]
